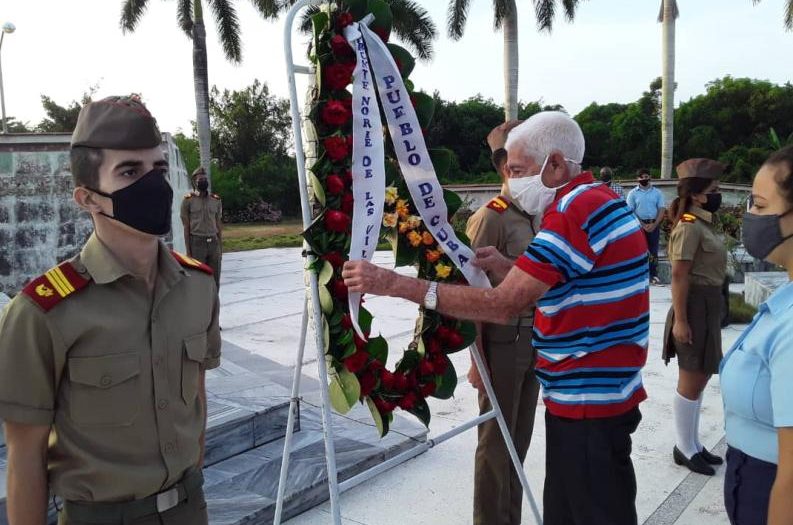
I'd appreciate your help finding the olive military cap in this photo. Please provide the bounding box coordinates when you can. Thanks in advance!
[71,95,161,149]
[192,167,207,178]
[676,158,726,180]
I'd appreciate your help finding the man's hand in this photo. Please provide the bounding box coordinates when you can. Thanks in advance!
[342,260,399,295]
[473,247,512,281]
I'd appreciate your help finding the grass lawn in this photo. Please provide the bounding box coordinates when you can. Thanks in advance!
[729,292,758,324]
[222,220,305,252]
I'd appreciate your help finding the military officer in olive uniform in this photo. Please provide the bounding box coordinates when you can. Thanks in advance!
[663,158,728,477]
[181,168,223,289]
[466,121,541,525]
[0,96,220,524]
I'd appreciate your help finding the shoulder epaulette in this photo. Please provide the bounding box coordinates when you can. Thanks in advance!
[22,262,90,312]
[486,197,509,214]
[211,193,221,200]
[184,192,194,199]
[171,251,214,275]
[680,213,697,224]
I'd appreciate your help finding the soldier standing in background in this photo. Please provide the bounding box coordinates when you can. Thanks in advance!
[181,167,223,289]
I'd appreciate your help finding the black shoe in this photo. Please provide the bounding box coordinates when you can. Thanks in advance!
[699,446,724,465]
[673,446,715,476]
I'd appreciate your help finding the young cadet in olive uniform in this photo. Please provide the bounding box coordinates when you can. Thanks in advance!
[0,96,220,525]
[181,167,223,289]
[466,121,541,525]
[663,158,728,477]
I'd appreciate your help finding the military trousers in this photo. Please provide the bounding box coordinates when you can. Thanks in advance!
[189,235,222,289]
[474,323,540,525]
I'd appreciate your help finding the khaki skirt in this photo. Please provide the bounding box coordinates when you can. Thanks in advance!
[662,284,723,374]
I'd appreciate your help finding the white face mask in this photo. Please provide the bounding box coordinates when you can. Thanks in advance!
[507,156,568,216]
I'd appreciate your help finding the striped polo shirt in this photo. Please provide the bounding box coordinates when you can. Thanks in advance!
[515,172,650,419]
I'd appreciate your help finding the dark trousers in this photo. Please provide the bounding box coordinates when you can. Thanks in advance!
[642,221,660,279]
[725,446,776,525]
[544,407,642,525]
[474,325,540,525]
[190,235,222,289]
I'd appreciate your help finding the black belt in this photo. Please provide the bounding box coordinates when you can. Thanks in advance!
[640,219,656,224]
[63,470,204,522]
[191,234,218,243]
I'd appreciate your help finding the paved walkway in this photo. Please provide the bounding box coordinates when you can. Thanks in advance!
[219,248,742,525]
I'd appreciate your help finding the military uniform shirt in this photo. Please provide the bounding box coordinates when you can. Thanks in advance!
[181,192,222,236]
[668,205,727,287]
[0,233,221,502]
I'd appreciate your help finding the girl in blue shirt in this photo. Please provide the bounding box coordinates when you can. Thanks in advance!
[721,145,793,525]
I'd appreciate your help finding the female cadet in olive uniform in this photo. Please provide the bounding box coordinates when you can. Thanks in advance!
[0,96,220,524]
[663,158,728,476]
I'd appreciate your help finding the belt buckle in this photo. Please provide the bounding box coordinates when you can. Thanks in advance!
[156,487,180,513]
[207,237,212,243]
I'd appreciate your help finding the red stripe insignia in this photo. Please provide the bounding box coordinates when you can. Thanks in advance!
[486,197,509,214]
[680,213,697,223]
[22,262,90,312]
[171,251,214,275]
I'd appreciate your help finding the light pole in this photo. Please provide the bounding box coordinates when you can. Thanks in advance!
[0,21,16,134]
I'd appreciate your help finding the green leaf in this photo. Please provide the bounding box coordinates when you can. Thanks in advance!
[329,375,353,414]
[367,0,393,37]
[387,44,415,78]
[366,396,389,437]
[432,359,457,399]
[394,233,419,267]
[338,329,354,347]
[318,260,334,285]
[396,349,420,373]
[339,368,362,406]
[404,79,415,92]
[407,397,431,427]
[347,0,368,20]
[309,171,326,207]
[319,284,334,315]
[443,188,464,218]
[323,317,330,351]
[366,335,389,364]
[358,306,374,333]
[457,321,477,351]
[342,342,357,359]
[430,148,453,179]
[412,91,435,129]
[311,12,329,40]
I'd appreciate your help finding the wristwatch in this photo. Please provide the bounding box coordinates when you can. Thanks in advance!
[423,281,439,310]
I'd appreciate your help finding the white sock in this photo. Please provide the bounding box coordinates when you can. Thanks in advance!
[693,393,704,452]
[674,391,700,458]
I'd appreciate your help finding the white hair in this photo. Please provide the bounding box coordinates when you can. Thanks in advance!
[504,111,586,166]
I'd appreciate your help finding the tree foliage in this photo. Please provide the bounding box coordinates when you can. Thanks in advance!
[35,88,96,133]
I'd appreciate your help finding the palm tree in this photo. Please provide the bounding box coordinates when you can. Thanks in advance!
[447,0,583,121]
[658,0,678,179]
[120,0,280,180]
[752,0,793,30]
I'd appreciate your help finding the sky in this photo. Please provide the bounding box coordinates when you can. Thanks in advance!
[0,0,790,135]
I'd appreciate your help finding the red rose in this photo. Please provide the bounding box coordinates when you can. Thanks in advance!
[374,397,396,414]
[398,392,418,410]
[373,26,390,42]
[326,174,346,195]
[341,192,355,214]
[420,382,436,397]
[336,12,354,30]
[330,34,354,57]
[324,136,350,162]
[324,209,351,232]
[431,353,449,375]
[425,336,441,355]
[343,349,369,373]
[322,100,352,127]
[331,278,349,300]
[446,329,464,349]
[322,251,345,268]
[359,371,377,396]
[394,373,410,392]
[353,331,368,351]
[323,63,354,91]
[418,358,434,376]
[380,370,396,390]
[341,98,352,112]
[435,326,451,344]
[343,169,353,185]
[341,313,353,329]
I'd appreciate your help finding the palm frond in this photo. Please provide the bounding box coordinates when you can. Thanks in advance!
[447,0,472,39]
[120,0,149,33]
[493,0,510,30]
[249,0,285,18]
[178,0,194,37]
[657,0,679,23]
[208,0,242,62]
[299,5,321,33]
[389,0,437,60]
[785,0,792,30]
[534,0,556,32]
[561,0,583,22]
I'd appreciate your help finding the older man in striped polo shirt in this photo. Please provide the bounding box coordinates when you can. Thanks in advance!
[343,111,650,525]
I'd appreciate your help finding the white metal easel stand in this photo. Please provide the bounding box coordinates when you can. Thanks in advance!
[274,2,543,524]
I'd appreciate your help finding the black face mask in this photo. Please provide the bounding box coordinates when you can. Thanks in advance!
[196,180,209,191]
[89,169,173,236]
[639,179,650,187]
[601,176,612,184]
[742,208,793,261]
[702,192,722,213]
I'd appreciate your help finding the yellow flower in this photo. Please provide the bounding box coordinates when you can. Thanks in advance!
[384,186,399,206]
[382,212,398,228]
[408,231,423,247]
[426,250,441,263]
[398,221,410,234]
[407,215,422,229]
[396,199,410,219]
[421,231,434,246]
[435,263,452,279]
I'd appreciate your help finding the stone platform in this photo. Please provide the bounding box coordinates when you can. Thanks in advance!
[745,271,789,307]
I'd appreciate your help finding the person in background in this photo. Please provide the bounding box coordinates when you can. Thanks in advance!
[662,159,728,476]
[600,166,625,198]
[627,169,666,284]
[181,167,223,290]
[467,120,540,525]
[721,145,793,525]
